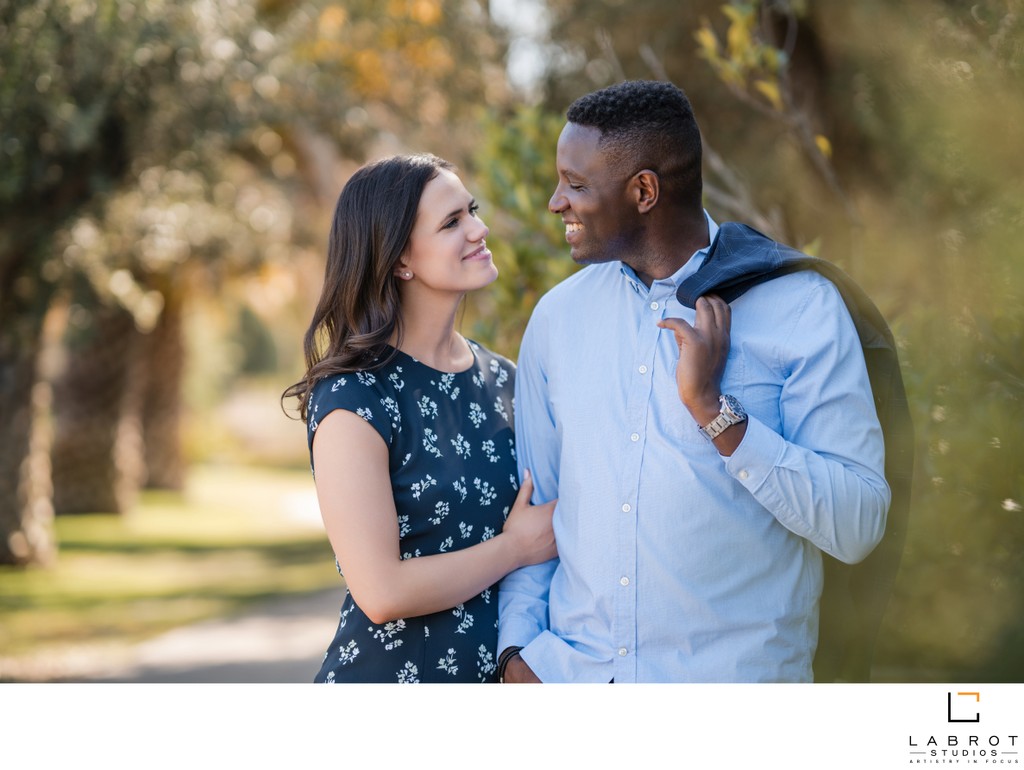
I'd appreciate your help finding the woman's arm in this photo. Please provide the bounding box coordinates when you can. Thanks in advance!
[312,409,556,625]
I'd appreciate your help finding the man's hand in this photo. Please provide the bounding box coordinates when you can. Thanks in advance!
[502,653,542,683]
[658,294,730,420]
[659,294,745,455]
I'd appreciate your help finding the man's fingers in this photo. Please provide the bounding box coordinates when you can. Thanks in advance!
[657,317,695,343]
[694,295,727,333]
[703,294,731,335]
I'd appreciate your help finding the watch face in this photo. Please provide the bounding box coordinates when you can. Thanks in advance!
[720,394,747,421]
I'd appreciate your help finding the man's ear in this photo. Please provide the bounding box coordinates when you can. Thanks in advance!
[631,170,659,213]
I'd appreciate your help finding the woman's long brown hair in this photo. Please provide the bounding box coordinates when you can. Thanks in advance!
[282,154,454,421]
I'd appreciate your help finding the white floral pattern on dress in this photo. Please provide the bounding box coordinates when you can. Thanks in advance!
[453,604,474,634]
[411,474,437,500]
[429,501,449,526]
[450,433,471,458]
[397,662,420,683]
[494,395,508,420]
[422,428,443,458]
[308,343,517,683]
[437,648,459,676]
[489,358,509,387]
[482,439,499,463]
[477,644,497,682]
[474,477,497,506]
[453,477,468,502]
[418,395,438,419]
[371,620,406,651]
[468,402,486,427]
[337,640,359,666]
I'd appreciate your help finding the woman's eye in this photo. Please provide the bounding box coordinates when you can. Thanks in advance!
[468,203,480,216]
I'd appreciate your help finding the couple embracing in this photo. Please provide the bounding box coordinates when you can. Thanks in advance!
[284,79,908,685]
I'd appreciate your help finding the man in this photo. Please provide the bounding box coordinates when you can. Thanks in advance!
[497,80,893,683]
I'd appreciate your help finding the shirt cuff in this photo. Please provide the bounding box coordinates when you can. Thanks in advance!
[498,615,547,655]
[723,416,786,492]
[520,631,613,684]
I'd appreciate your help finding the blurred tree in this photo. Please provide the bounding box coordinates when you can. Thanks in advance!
[236,304,280,375]
[18,1,307,518]
[0,0,314,548]
[51,274,147,515]
[138,274,186,490]
[50,159,297,513]
[0,0,514,560]
[1,0,157,561]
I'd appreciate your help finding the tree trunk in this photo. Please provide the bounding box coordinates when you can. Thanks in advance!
[0,320,57,566]
[51,298,145,515]
[140,284,186,491]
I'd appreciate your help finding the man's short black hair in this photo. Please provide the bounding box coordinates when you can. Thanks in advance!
[566,80,703,210]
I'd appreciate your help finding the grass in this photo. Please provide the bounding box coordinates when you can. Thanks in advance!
[0,463,338,669]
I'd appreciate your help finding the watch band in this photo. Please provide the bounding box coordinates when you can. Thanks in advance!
[698,394,747,440]
[700,411,738,440]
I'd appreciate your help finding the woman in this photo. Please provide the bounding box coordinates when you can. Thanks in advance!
[283,154,556,683]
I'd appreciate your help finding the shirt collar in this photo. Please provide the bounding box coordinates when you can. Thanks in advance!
[619,210,720,294]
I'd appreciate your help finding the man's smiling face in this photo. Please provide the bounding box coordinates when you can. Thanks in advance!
[548,122,644,266]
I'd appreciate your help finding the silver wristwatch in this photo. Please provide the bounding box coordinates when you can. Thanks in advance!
[698,394,748,440]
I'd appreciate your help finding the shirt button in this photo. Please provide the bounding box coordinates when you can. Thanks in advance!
[638,365,648,374]
[621,503,631,513]
[649,301,659,310]
[738,469,750,480]
[618,648,628,657]
[620,576,630,586]
[630,432,640,442]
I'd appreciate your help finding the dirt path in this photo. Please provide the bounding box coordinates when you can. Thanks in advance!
[2,588,344,683]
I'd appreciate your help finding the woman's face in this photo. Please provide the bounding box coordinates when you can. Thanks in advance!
[398,168,496,294]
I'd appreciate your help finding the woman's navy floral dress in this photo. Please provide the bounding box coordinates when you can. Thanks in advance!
[307,342,517,683]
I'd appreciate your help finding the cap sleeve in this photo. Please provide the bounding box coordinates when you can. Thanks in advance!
[306,372,395,460]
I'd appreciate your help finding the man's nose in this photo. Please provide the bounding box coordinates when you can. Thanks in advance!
[548,186,567,214]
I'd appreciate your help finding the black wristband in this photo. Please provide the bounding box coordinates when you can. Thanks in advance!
[497,645,524,683]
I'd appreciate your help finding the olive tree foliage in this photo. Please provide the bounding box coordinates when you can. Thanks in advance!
[0,0,514,563]
[0,0,179,563]
[0,0,327,548]
[0,0,317,558]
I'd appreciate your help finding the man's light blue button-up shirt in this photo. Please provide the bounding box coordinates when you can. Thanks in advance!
[498,216,890,683]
